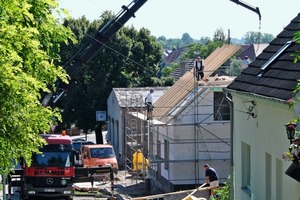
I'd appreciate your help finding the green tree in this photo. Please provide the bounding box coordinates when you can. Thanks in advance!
[213,28,227,42]
[59,13,162,132]
[214,176,231,200]
[230,58,242,76]
[181,33,193,46]
[244,31,274,44]
[161,63,179,77]
[199,36,210,44]
[245,31,261,44]
[180,39,225,61]
[157,35,167,48]
[294,31,300,63]
[0,0,75,173]
[261,33,275,43]
[151,77,175,86]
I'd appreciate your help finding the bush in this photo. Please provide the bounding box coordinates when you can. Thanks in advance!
[210,176,231,200]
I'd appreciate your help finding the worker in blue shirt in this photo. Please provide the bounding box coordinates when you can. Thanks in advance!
[204,164,219,198]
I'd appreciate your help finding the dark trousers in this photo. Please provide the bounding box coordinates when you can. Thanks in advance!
[196,71,204,81]
[146,102,153,112]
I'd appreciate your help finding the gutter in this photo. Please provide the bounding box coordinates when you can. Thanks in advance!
[225,89,288,104]
[223,88,234,200]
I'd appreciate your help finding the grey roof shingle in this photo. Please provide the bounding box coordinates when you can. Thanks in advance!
[112,87,169,108]
[227,13,300,101]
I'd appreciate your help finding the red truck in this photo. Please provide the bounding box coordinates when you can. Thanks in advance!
[21,134,75,200]
[9,134,113,200]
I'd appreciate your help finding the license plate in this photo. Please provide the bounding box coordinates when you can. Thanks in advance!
[44,188,55,192]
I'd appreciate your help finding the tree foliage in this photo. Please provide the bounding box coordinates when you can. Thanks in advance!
[161,63,179,77]
[214,176,231,200]
[158,29,275,50]
[181,33,194,46]
[58,13,162,131]
[292,31,300,63]
[213,28,227,42]
[229,58,243,76]
[244,31,275,44]
[157,33,195,50]
[180,39,225,61]
[0,0,75,173]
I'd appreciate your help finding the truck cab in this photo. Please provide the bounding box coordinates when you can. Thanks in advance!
[22,134,75,200]
[82,144,118,173]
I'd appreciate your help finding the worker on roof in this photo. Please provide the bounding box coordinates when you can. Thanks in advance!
[145,89,154,120]
[241,56,251,71]
[194,56,205,81]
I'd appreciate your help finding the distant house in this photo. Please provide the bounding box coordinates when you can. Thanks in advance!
[237,44,268,62]
[226,13,300,200]
[164,47,187,64]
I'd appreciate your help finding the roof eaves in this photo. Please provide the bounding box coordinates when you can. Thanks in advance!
[225,88,289,104]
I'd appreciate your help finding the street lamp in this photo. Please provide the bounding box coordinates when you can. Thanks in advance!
[285,122,297,144]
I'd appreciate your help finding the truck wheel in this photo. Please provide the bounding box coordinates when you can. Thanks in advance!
[64,196,73,200]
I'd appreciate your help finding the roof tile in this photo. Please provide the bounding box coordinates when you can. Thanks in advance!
[227,13,300,101]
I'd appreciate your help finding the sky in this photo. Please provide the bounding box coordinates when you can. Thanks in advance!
[58,0,300,39]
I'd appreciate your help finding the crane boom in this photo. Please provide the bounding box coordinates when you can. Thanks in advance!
[42,0,147,106]
[229,0,261,20]
[67,0,147,80]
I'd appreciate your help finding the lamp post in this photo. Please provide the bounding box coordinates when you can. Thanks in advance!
[285,122,297,144]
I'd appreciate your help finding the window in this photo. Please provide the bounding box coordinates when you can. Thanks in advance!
[241,142,251,190]
[32,152,71,167]
[213,92,230,121]
[164,139,169,170]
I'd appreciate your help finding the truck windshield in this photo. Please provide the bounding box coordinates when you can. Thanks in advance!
[32,144,73,167]
[90,147,115,158]
[32,152,72,167]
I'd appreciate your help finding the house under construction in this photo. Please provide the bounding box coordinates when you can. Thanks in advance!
[117,44,242,193]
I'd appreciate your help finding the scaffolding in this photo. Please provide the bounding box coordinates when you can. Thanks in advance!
[123,45,240,193]
[124,92,148,185]
[123,83,232,193]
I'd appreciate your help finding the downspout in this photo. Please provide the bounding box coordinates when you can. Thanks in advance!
[224,88,234,200]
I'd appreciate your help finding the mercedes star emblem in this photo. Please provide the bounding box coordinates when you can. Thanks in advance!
[46,178,54,185]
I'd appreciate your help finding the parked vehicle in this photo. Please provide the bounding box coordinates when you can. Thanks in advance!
[82,144,118,173]
[73,140,95,166]
[8,134,115,200]
[21,134,75,200]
